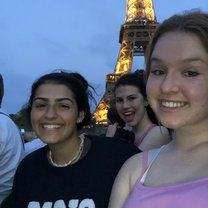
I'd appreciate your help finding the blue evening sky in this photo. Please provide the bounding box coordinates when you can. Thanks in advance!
[0,0,207,114]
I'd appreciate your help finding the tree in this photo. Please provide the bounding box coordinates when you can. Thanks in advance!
[10,107,31,131]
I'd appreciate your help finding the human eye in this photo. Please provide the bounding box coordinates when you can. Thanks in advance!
[58,102,71,110]
[32,102,46,109]
[115,98,122,103]
[150,68,165,76]
[183,70,199,77]
[128,96,137,101]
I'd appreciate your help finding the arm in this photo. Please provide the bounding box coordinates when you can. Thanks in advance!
[0,117,24,204]
[108,153,142,208]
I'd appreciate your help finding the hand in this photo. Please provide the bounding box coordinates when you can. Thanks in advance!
[105,123,118,137]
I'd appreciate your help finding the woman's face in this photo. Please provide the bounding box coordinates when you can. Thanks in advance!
[115,85,147,129]
[31,83,83,145]
[146,31,208,130]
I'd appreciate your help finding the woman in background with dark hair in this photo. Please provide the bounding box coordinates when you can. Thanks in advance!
[11,70,139,208]
[114,70,170,150]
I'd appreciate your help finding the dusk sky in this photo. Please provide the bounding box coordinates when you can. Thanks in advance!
[0,0,207,114]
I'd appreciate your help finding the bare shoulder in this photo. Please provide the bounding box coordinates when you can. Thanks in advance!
[108,152,145,208]
[116,152,144,187]
[159,126,170,135]
[151,126,170,142]
[120,152,141,171]
[140,126,170,150]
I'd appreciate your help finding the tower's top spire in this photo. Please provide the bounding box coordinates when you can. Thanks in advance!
[125,0,156,23]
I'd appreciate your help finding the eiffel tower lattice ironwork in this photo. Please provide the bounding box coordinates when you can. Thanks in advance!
[93,0,159,124]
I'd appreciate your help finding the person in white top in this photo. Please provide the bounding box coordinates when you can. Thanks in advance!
[0,74,24,204]
[24,138,46,156]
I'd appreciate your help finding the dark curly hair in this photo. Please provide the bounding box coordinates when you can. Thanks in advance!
[114,70,158,124]
[25,70,96,130]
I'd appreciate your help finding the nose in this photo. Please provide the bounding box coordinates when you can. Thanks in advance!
[122,99,131,108]
[44,105,57,119]
[160,72,180,94]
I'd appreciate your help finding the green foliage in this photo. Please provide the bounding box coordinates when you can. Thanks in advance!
[0,194,11,208]
[10,107,31,131]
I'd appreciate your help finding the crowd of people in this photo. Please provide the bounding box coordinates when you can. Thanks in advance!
[1,9,208,208]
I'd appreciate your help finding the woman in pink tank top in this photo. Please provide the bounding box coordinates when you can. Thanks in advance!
[108,10,208,208]
[113,71,170,151]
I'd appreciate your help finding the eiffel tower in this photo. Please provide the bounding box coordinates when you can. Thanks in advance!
[93,0,159,124]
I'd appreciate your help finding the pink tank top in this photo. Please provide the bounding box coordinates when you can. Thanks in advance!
[124,148,208,208]
[134,124,156,147]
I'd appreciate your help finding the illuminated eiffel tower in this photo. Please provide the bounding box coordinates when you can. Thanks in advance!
[93,0,159,123]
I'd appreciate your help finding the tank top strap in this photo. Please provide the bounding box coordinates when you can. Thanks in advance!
[140,145,165,184]
[138,150,148,179]
[134,124,157,147]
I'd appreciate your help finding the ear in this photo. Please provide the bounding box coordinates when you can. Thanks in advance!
[77,111,85,124]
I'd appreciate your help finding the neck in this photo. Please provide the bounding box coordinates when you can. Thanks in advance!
[133,116,153,136]
[48,134,85,167]
[169,127,208,151]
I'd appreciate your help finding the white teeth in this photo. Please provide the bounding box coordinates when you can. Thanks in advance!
[43,125,60,129]
[123,112,133,116]
[161,101,185,108]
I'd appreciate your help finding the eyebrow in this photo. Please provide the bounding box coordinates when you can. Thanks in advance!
[33,97,74,103]
[151,57,161,62]
[116,93,138,99]
[151,56,208,64]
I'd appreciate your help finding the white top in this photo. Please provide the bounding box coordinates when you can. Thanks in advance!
[0,108,24,204]
[24,138,46,156]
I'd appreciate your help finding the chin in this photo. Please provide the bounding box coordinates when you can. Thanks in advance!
[125,121,134,127]
[160,120,181,130]
[39,137,57,144]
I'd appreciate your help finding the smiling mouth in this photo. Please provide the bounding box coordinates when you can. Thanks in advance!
[123,111,134,116]
[161,101,186,108]
[42,124,61,129]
